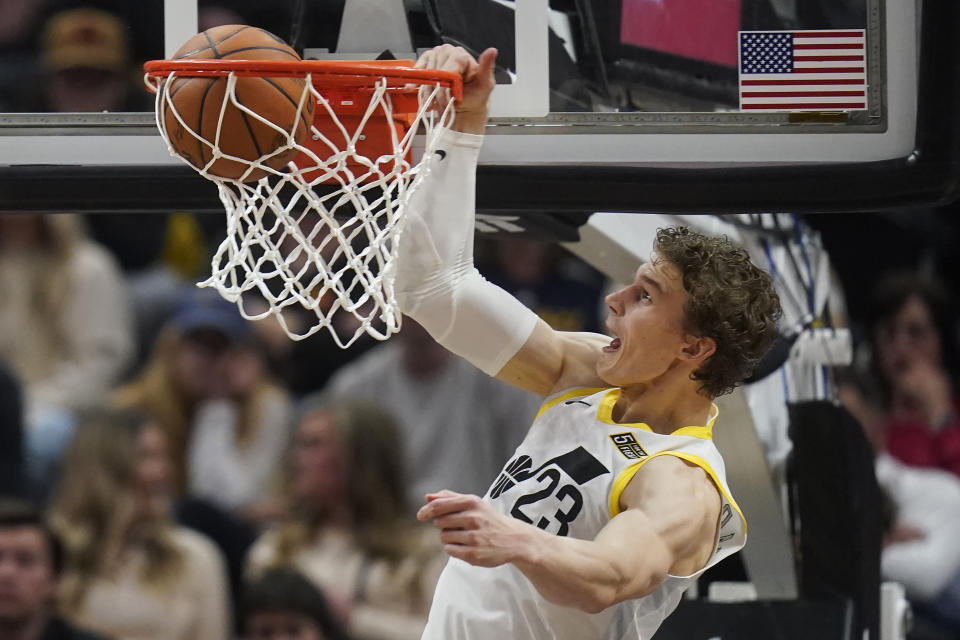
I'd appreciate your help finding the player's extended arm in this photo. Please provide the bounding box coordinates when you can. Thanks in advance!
[395,46,606,396]
[418,455,721,612]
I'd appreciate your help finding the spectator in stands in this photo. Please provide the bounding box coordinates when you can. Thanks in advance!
[868,272,959,478]
[482,237,606,333]
[115,287,292,513]
[838,367,960,637]
[321,321,540,505]
[38,7,148,112]
[0,499,110,640]
[83,211,198,378]
[48,407,230,640]
[244,219,379,398]
[875,455,960,636]
[246,401,445,640]
[0,213,132,413]
[243,567,352,640]
[0,214,133,497]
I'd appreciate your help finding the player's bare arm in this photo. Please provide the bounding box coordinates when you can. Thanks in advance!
[495,324,610,397]
[417,454,722,613]
[400,44,610,397]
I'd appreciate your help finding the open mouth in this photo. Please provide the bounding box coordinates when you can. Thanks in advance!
[603,337,621,353]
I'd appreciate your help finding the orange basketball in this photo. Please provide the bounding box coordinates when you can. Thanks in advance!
[162,25,316,181]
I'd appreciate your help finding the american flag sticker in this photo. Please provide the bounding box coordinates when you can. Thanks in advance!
[738,29,867,111]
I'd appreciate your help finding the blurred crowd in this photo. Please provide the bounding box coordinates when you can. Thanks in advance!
[1,206,958,639]
[0,210,604,640]
[0,0,367,115]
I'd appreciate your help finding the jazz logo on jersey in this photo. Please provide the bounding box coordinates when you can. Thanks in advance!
[488,447,609,537]
[490,447,608,499]
[609,432,648,459]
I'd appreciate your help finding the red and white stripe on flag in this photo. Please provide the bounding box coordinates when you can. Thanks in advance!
[738,29,867,111]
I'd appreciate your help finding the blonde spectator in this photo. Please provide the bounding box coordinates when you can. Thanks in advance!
[247,401,445,640]
[114,288,291,509]
[0,213,133,495]
[49,407,230,640]
[0,214,132,413]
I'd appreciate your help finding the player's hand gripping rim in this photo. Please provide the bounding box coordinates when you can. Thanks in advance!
[414,45,498,134]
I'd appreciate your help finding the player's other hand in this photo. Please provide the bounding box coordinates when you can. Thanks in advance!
[415,45,497,135]
[418,489,533,568]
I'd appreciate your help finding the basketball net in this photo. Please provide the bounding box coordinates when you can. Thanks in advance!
[147,67,456,348]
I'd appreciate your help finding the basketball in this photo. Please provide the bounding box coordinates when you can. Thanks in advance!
[162,25,316,181]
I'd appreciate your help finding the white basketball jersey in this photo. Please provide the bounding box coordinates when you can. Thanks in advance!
[421,387,746,640]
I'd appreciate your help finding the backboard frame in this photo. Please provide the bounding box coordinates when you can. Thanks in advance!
[0,0,957,220]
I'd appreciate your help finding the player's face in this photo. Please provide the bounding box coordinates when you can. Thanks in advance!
[0,528,57,623]
[597,258,693,387]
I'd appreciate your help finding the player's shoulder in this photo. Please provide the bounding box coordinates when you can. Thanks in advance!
[627,455,728,572]
[625,454,723,522]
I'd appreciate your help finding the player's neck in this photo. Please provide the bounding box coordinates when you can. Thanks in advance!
[612,379,713,435]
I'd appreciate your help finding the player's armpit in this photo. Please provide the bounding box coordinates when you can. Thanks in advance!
[616,454,723,578]
[495,321,611,396]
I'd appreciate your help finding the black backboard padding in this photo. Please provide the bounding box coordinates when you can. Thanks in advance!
[787,400,882,640]
[654,598,851,640]
[0,152,956,223]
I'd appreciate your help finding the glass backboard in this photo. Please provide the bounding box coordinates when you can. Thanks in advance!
[0,0,956,219]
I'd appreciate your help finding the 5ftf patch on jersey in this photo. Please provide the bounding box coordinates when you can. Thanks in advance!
[609,433,648,459]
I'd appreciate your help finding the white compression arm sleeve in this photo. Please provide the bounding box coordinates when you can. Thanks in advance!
[395,130,539,376]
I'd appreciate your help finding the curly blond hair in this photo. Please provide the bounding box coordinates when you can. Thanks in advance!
[653,226,782,397]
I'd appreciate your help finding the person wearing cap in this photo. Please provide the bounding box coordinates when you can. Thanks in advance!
[39,7,147,112]
[114,287,292,522]
[243,568,352,640]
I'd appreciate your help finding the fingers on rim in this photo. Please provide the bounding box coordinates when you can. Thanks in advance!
[415,49,436,69]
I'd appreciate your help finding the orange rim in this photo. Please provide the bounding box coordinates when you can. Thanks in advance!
[143,58,462,100]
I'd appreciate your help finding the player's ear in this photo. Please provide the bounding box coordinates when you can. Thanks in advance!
[680,335,716,365]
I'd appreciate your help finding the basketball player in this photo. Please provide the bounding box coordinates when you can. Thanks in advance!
[395,45,782,640]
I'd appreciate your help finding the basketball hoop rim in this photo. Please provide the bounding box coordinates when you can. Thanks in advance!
[143,59,462,100]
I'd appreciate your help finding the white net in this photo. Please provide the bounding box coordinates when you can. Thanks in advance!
[148,68,456,347]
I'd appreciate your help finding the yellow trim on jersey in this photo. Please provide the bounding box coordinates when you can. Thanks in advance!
[533,387,610,422]
[669,405,720,439]
[607,450,747,535]
[597,389,719,439]
[597,389,652,431]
